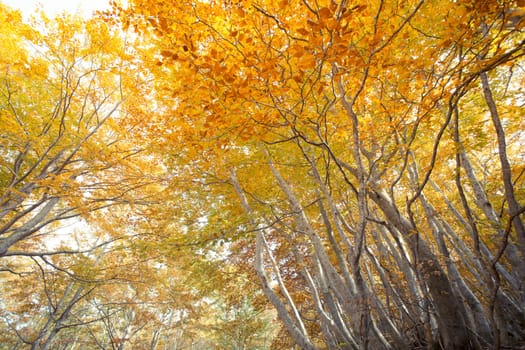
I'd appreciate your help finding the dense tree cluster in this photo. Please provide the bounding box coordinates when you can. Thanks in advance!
[1,0,524,349]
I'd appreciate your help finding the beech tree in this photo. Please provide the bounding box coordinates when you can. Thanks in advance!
[114,0,525,348]
[0,5,208,349]
[0,4,156,258]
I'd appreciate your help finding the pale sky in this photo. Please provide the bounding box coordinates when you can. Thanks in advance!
[2,0,112,17]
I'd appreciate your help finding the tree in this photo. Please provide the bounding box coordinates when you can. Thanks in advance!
[116,0,525,348]
[0,4,156,258]
[0,5,182,349]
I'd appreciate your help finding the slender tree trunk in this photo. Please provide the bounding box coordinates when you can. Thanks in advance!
[369,189,470,349]
[230,169,318,350]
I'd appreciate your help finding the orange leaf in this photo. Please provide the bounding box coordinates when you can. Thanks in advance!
[297,28,309,36]
[318,7,331,20]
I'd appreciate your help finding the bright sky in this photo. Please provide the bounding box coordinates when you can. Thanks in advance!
[2,0,112,17]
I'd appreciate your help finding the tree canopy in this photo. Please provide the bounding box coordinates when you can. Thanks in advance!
[1,0,524,349]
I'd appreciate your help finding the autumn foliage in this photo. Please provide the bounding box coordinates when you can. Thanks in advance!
[1,0,525,349]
